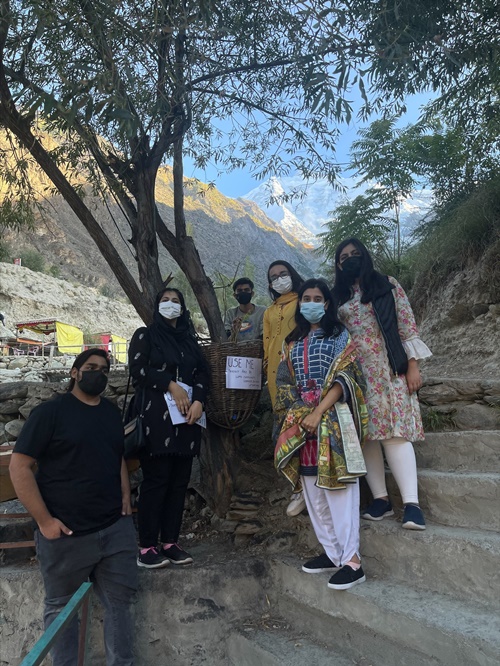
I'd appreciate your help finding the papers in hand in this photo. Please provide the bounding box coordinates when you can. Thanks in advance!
[164,381,206,428]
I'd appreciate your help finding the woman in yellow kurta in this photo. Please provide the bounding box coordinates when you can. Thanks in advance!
[263,260,305,516]
[263,261,305,406]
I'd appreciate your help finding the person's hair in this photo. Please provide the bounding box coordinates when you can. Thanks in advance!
[155,287,197,334]
[67,347,110,391]
[233,277,254,292]
[267,260,304,301]
[286,278,344,342]
[332,237,384,305]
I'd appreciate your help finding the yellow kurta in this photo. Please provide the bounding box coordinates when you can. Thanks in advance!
[263,292,298,407]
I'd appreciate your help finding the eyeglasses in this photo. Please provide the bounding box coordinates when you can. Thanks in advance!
[270,271,290,283]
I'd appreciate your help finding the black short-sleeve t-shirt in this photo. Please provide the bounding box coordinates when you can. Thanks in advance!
[14,392,124,536]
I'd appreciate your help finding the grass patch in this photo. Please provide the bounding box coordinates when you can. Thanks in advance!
[421,406,457,432]
[410,176,500,313]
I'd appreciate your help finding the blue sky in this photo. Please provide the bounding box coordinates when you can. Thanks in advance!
[182,90,434,199]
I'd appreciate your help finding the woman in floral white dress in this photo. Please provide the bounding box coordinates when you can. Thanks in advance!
[333,238,432,529]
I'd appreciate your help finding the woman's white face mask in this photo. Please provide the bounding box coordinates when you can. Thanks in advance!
[272,276,293,295]
[159,301,182,320]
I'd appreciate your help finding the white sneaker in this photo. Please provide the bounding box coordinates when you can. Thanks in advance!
[286,491,306,516]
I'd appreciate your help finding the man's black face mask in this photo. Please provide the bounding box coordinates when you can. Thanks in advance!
[78,370,108,396]
[235,292,252,305]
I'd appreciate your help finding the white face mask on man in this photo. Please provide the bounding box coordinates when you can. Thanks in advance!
[159,301,182,319]
[272,276,293,295]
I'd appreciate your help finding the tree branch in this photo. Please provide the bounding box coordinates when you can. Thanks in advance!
[188,42,361,88]
[77,0,146,151]
[0,75,149,322]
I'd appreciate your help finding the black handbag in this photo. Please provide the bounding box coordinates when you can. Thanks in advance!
[122,376,147,460]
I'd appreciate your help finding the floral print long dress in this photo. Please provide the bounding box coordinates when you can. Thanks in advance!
[338,277,431,442]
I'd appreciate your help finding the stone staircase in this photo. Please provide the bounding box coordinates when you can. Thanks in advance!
[2,377,499,665]
[233,379,500,665]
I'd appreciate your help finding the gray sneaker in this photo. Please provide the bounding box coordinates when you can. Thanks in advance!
[286,492,306,516]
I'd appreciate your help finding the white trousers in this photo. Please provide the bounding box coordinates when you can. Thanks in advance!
[301,475,360,566]
[363,437,419,505]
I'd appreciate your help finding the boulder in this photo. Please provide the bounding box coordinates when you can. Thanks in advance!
[0,369,22,382]
[48,361,65,369]
[5,419,25,439]
[234,520,263,535]
[419,384,460,405]
[471,303,490,318]
[444,303,473,326]
[0,383,29,401]
[27,384,60,400]
[489,303,500,316]
[0,399,25,415]
[22,372,43,382]
[18,397,42,419]
[107,375,130,393]
[482,380,500,396]
[453,403,500,430]
[8,358,29,370]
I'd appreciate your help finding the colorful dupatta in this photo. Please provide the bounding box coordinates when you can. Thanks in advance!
[274,335,368,491]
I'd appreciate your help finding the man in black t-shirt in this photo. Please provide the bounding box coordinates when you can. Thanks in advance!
[10,348,138,666]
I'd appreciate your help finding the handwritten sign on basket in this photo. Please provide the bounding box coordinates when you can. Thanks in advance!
[225,356,262,390]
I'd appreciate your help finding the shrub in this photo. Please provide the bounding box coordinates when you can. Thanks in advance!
[410,176,500,311]
[0,238,11,262]
[19,248,46,273]
[99,284,113,298]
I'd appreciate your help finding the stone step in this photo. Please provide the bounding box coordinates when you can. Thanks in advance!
[360,519,500,608]
[415,430,500,472]
[226,628,354,666]
[385,469,500,531]
[0,543,271,665]
[270,558,500,666]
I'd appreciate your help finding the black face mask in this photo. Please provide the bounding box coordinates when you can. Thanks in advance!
[235,292,252,305]
[341,256,363,280]
[77,370,108,396]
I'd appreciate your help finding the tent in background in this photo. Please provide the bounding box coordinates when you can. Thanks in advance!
[97,332,128,364]
[15,319,84,355]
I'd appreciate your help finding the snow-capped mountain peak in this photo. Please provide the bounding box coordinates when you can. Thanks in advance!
[242,176,433,246]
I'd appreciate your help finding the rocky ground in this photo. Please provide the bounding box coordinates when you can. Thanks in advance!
[0,262,144,343]
[416,260,500,379]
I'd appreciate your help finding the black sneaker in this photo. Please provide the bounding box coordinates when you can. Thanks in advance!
[361,498,394,521]
[137,546,169,569]
[402,504,426,530]
[302,553,339,574]
[162,543,193,565]
[327,565,366,590]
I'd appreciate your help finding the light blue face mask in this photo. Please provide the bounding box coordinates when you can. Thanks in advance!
[300,302,325,324]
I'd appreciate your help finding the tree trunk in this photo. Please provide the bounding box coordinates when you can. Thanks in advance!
[171,137,227,341]
[134,168,164,307]
[176,237,227,341]
[199,424,239,517]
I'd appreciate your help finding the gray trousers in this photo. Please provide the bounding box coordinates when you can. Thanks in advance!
[35,516,138,666]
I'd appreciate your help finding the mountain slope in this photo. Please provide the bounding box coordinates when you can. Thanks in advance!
[2,166,320,302]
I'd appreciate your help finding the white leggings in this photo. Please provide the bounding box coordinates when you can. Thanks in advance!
[363,437,419,505]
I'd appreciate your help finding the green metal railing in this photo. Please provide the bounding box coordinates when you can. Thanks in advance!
[20,582,93,666]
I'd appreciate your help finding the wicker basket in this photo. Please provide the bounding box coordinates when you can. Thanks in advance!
[201,340,264,430]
